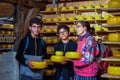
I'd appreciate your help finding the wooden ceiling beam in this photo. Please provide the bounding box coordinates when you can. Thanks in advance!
[0,2,14,17]
[1,0,46,8]
[13,5,40,51]
[13,5,29,51]
[1,0,20,4]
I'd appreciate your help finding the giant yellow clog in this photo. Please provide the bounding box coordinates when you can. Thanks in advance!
[55,51,64,56]
[45,7,52,11]
[31,61,47,69]
[51,55,65,62]
[108,33,120,42]
[68,6,75,10]
[112,49,120,57]
[65,52,81,59]
[108,66,120,76]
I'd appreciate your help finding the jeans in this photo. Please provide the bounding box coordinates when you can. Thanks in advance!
[20,74,42,80]
[54,68,73,80]
[74,73,96,80]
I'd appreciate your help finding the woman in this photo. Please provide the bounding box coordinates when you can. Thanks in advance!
[73,21,99,80]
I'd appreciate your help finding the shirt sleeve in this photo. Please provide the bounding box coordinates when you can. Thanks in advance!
[73,42,77,51]
[54,44,58,55]
[74,37,99,67]
[15,38,27,66]
[41,40,48,59]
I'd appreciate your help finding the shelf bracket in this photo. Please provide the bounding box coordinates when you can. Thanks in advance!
[56,11,60,16]
[56,22,59,25]
[73,21,77,25]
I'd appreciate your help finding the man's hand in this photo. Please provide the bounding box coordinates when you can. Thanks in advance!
[28,60,35,68]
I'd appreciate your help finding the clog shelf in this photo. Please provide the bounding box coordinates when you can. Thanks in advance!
[39,8,120,14]
[0,24,14,53]
[38,0,120,79]
[39,1,120,58]
[101,56,120,79]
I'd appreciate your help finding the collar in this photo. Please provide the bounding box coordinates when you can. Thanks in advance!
[27,32,40,39]
[78,32,91,41]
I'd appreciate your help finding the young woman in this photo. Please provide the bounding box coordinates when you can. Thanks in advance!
[54,24,77,80]
[73,21,99,80]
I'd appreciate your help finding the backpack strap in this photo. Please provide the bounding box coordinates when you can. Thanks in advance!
[24,37,45,51]
[97,42,106,63]
[24,37,29,51]
[40,39,45,49]
[10,37,29,52]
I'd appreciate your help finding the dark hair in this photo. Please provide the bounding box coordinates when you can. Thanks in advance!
[29,17,43,28]
[57,24,69,34]
[78,21,94,35]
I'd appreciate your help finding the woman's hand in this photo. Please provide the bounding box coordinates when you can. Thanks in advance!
[65,58,73,62]
[60,58,73,64]
[60,61,67,65]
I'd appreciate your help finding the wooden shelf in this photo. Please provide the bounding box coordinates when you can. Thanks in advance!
[0,34,14,36]
[46,0,95,4]
[0,41,14,44]
[96,30,120,33]
[43,19,106,24]
[43,20,76,24]
[47,53,54,55]
[102,42,120,45]
[39,9,97,14]
[45,43,55,46]
[41,32,75,36]
[77,8,100,12]
[39,11,56,14]
[59,8,98,13]
[101,73,120,79]
[59,10,77,13]
[0,26,13,30]
[110,12,120,16]
[102,56,120,62]
[40,8,120,14]
[0,20,14,24]
[0,48,11,51]
[102,24,120,28]
[102,8,120,12]
[41,30,120,36]
[39,10,76,14]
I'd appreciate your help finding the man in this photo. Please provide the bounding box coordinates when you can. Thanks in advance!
[16,17,47,80]
[54,24,77,80]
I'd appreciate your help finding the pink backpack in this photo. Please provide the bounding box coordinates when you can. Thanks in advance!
[97,42,112,75]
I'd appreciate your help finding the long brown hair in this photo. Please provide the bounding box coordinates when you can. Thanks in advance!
[78,21,95,35]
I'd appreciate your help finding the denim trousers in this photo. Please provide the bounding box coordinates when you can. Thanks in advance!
[20,74,42,80]
[54,68,73,80]
[74,73,96,80]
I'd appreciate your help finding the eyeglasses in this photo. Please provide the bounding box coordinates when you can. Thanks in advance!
[32,26,41,29]
[76,25,83,28]
[59,30,68,34]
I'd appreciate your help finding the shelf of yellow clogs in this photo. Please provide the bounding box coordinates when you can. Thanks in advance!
[39,8,120,14]
[43,19,106,25]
